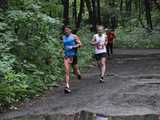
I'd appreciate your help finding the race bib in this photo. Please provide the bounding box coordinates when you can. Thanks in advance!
[96,43,104,49]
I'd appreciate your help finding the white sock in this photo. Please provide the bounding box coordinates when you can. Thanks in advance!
[66,83,70,88]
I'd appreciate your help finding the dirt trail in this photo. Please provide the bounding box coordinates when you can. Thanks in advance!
[1,49,160,120]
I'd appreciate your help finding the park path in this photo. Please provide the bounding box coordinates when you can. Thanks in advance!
[1,49,160,120]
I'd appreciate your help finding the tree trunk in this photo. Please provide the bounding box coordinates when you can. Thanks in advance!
[97,0,101,24]
[73,0,77,24]
[111,16,116,30]
[76,0,84,30]
[138,0,146,28]
[84,0,93,25]
[91,0,97,31]
[120,0,123,11]
[63,0,69,26]
[134,0,138,12]
[128,0,132,16]
[144,0,153,30]
[125,0,133,16]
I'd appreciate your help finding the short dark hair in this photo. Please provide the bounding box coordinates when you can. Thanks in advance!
[64,25,72,29]
[62,25,72,32]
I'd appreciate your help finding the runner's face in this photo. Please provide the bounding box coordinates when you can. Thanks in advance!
[97,28,103,35]
[64,27,71,36]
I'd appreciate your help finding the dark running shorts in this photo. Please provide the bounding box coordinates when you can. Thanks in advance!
[72,56,78,65]
[95,52,107,61]
[64,56,78,65]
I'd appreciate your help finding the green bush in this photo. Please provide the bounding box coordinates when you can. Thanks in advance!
[0,7,65,108]
[114,27,160,48]
[77,27,94,68]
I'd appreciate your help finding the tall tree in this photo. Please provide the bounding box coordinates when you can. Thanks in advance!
[138,0,145,28]
[125,0,133,17]
[111,15,117,30]
[120,0,123,11]
[84,0,93,25]
[97,0,101,24]
[91,0,97,31]
[72,0,77,24]
[63,0,69,26]
[144,0,153,30]
[76,0,84,30]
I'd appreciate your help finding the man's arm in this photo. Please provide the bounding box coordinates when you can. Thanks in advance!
[74,35,82,48]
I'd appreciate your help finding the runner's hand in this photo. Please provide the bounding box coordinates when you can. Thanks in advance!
[66,46,73,49]
[72,44,80,48]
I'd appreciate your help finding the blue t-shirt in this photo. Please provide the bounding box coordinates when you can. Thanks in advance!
[63,34,76,57]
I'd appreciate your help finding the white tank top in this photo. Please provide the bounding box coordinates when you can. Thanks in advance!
[94,34,107,54]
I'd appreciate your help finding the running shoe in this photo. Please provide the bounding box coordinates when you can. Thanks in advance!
[64,87,71,94]
[99,77,105,83]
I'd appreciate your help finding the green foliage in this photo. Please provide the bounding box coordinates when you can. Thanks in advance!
[41,0,63,18]
[0,1,65,109]
[77,27,93,67]
[115,27,160,48]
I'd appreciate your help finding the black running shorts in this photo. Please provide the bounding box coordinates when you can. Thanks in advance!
[72,56,78,65]
[95,52,107,61]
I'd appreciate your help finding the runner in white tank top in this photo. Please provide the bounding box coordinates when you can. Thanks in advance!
[91,25,108,83]
[94,33,107,54]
